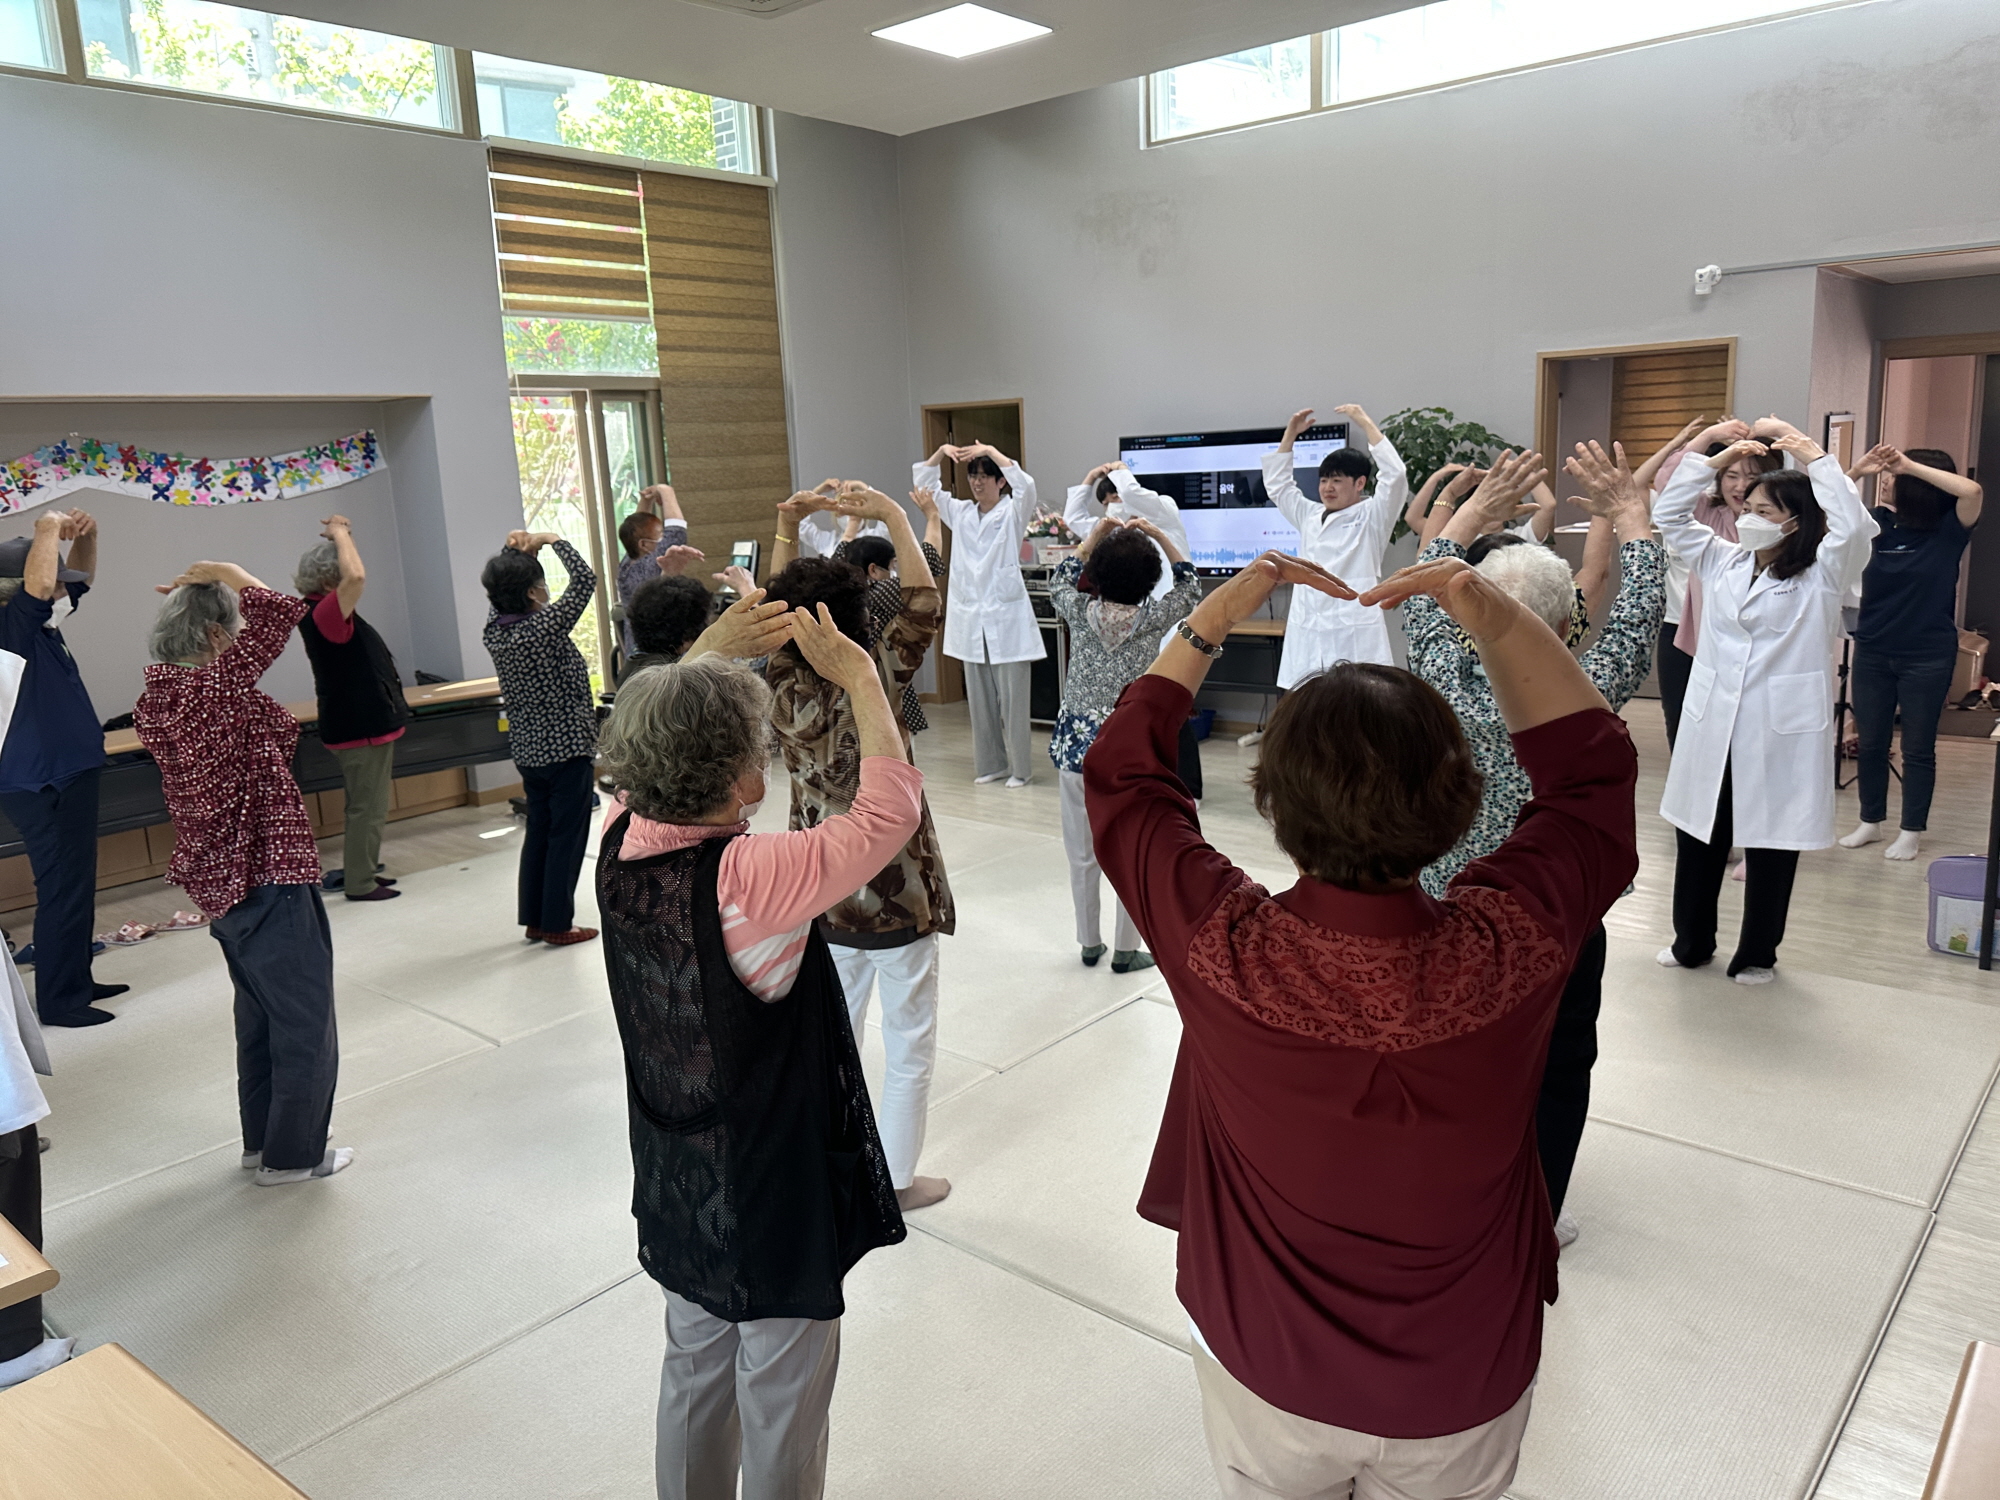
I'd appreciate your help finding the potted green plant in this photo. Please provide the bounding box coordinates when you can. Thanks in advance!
[1380,407,1523,541]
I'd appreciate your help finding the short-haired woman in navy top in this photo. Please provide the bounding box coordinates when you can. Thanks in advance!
[1838,445,1984,862]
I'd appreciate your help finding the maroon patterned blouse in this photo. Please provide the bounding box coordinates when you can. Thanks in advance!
[136,587,322,917]
[1084,673,1637,1439]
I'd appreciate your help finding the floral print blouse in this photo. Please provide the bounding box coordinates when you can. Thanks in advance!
[1406,535,1666,896]
[1047,557,1202,773]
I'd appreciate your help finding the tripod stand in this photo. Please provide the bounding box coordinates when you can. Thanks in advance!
[1832,634,1901,792]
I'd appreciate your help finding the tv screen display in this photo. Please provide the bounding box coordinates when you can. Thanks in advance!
[1118,423,1351,574]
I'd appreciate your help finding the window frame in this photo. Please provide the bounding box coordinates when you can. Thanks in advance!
[1145,1,1869,147]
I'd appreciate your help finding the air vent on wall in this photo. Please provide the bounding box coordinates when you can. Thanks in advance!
[676,0,827,15]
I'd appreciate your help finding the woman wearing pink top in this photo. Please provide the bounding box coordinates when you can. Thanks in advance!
[594,589,917,1500]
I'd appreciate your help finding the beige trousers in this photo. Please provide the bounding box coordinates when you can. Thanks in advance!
[1193,1347,1533,1500]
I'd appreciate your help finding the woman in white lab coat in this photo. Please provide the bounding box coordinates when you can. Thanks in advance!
[1656,420,1878,983]
[1261,404,1410,688]
[914,442,1045,786]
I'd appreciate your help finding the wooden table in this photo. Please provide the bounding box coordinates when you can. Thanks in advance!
[0,1343,307,1498]
[0,1211,56,1312]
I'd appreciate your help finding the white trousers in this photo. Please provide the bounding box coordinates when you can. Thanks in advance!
[1059,770,1141,953]
[656,1289,840,1500]
[963,659,1034,781]
[831,936,939,1189]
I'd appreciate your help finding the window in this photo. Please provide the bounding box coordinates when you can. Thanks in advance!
[1151,0,1857,142]
[1151,36,1310,141]
[79,1,452,127]
[473,51,760,176]
[503,317,658,377]
[0,0,58,70]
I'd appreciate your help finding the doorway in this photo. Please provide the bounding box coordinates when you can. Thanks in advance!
[508,377,667,689]
[918,399,1027,704]
[1536,340,1736,521]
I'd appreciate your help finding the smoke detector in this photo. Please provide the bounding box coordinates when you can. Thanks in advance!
[677,0,827,14]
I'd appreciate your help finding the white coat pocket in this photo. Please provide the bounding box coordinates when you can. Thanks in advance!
[1684,661,1717,722]
[1770,671,1830,735]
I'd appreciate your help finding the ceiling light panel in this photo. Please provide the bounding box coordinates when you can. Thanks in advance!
[872,4,1052,59]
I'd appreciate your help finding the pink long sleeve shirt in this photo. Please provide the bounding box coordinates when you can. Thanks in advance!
[613,756,923,1001]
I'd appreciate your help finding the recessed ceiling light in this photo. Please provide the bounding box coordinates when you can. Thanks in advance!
[872,4,1051,59]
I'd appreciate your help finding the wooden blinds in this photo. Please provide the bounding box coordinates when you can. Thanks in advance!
[489,150,650,319]
[640,170,791,564]
[1610,343,1734,459]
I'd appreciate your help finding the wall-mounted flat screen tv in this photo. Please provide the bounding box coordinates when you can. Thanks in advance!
[1118,423,1350,574]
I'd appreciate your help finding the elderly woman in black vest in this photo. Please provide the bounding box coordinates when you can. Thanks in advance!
[294,516,409,902]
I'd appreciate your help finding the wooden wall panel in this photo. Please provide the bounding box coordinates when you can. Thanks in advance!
[642,171,791,571]
[1611,346,1733,459]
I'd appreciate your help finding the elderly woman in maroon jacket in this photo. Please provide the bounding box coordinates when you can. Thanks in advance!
[1084,455,1638,1499]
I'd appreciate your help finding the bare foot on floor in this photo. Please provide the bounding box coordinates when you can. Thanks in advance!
[896,1176,951,1211]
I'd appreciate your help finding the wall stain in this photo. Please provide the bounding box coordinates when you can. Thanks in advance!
[1738,28,2000,149]
[1077,191,1182,278]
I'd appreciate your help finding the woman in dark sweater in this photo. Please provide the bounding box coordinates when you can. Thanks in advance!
[481,530,600,947]
[1085,544,1636,1498]
[294,515,408,902]
[1840,445,1984,862]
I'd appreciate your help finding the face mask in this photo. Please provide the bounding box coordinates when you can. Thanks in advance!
[1735,514,1791,553]
[46,594,74,628]
[736,798,763,822]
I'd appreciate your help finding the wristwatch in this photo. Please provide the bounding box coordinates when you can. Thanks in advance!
[1175,620,1224,659]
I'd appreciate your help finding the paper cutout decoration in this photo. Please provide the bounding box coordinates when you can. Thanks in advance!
[1,431,385,515]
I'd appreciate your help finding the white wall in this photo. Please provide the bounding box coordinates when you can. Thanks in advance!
[891,0,2000,490]
[0,72,523,687]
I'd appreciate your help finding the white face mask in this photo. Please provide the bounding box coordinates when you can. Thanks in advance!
[1735,514,1791,554]
[735,799,763,822]
[46,594,74,628]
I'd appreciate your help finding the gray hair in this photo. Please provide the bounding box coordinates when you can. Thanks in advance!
[294,539,342,596]
[0,578,21,603]
[149,582,242,663]
[1475,543,1577,637]
[598,656,774,824]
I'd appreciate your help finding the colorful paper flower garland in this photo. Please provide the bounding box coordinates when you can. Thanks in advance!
[1,431,385,515]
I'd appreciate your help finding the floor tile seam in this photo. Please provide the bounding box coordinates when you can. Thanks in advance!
[1587,1116,1934,1209]
[334,974,507,1048]
[906,1219,1191,1357]
[981,994,1154,1076]
[1809,1214,1939,1499]
[1926,1056,2000,1215]
[272,1269,648,1465]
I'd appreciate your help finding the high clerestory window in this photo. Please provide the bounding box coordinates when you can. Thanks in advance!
[1149,0,1865,144]
[473,52,760,175]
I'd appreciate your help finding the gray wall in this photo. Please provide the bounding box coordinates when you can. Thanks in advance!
[891,0,2000,491]
[0,71,522,693]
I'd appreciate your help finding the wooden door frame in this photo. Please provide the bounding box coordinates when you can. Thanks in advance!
[920,398,1028,493]
[917,398,1027,706]
[1881,331,2000,360]
[1534,337,1738,469]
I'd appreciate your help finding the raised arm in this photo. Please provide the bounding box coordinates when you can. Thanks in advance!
[1262,408,1318,531]
[1633,417,1717,493]
[1647,439,1738,580]
[910,485,945,555]
[639,483,683,523]
[1575,515,1614,619]
[1768,432,1878,592]
[59,510,98,587]
[23,511,65,600]
[1106,465,1190,554]
[1336,404,1409,530]
[1148,551,1356,699]
[834,484,934,591]
[154,561,300,691]
[321,514,366,617]
[1405,465,1457,538]
[1893,448,1983,528]
[1437,451,1549,552]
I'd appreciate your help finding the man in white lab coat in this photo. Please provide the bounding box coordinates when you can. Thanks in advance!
[1262,404,1410,689]
[1065,463,1189,602]
[915,442,1045,787]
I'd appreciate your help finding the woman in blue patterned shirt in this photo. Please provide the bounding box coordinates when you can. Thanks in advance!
[1049,517,1201,973]
[1399,445,1664,1246]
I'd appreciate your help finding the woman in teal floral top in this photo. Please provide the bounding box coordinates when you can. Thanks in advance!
[1401,444,1664,1239]
[1049,516,1202,972]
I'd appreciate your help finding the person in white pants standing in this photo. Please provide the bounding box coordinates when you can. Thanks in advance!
[916,442,1044,787]
[764,483,957,1212]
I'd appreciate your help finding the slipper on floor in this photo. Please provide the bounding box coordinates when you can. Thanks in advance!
[98,923,157,947]
[154,911,210,932]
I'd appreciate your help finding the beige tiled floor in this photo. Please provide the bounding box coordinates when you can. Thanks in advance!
[13,699,2000,1497]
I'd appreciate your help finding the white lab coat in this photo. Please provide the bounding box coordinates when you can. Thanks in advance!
[1262,437,1409,688]
[1063,469,1189,602]
[915,461,1047,665]
[797,512,886,560]
[1657,453,1877,849]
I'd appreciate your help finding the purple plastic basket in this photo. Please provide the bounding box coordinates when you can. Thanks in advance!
[1927,855,1989,958]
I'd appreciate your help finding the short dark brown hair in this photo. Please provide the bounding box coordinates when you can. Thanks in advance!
[764,556,869,652]
[1251,663,1483,890]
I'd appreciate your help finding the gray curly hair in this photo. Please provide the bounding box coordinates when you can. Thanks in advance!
[598,656,773,824]
[294,539,343,596]
[149,581,242,663]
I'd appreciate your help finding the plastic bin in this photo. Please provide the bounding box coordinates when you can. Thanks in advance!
[1188,708,1216,741]
[1928,855,1991,958]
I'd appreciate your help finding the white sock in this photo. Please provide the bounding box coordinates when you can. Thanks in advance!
[1886,830,1922,862]
[0,1336,75,1389]
[255,1146,355,1185]
[1838,822,1882,849]
[1733,966,1777,986]
[1656,947,1683,968]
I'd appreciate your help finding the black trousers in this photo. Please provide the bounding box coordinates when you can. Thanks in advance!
[0,768,101,1022]
[1853,645,1955,831]
[1536,924,1605,1217]
[1671,764,1800,975]
[1656,624,1694,750]
[210,883,340,1171]
[0,1124,45,1362]
[519,756,595,934]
